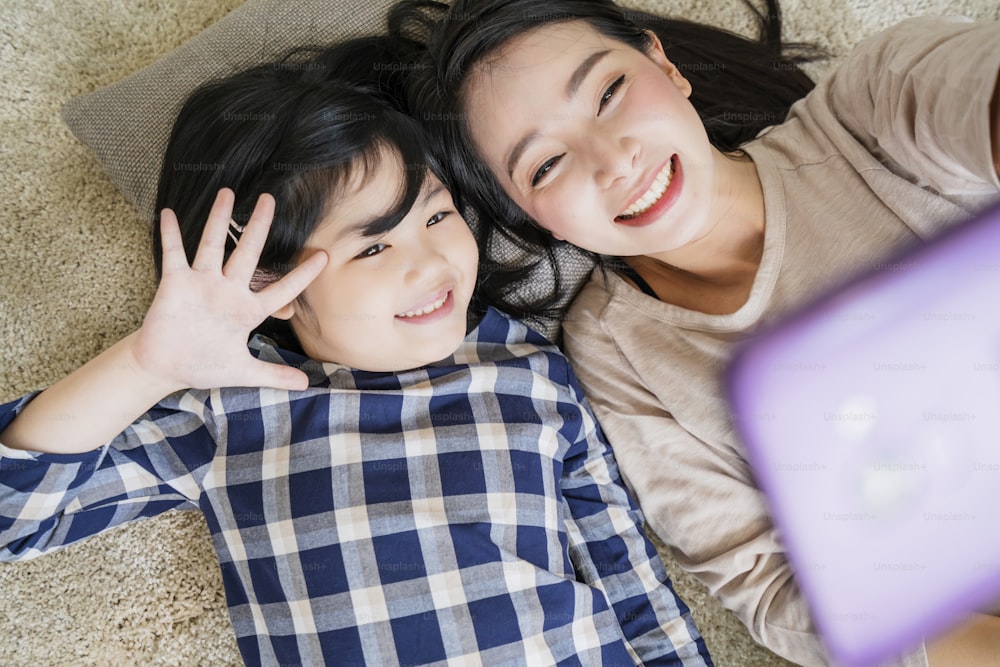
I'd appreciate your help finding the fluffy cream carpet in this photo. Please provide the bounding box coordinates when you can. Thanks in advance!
[1,1,997,665]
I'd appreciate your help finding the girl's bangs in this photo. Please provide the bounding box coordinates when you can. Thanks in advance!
[343,120,431,239]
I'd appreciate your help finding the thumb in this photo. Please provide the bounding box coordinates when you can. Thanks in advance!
[246,360,312,392]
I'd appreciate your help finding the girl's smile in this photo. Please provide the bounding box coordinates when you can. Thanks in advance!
[394,287,455,321]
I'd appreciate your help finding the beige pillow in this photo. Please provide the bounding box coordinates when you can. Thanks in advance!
[61,0,398,222]
[59,0,595,340]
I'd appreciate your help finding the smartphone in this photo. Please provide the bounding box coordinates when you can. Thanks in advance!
[726,202,1000,667]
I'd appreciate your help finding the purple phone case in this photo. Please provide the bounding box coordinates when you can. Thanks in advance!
[727,203,1000,666]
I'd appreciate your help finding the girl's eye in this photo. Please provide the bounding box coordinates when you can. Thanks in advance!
[427,211,449,226]
[531,155,563,187]
[355,243,388,259]
[599,75,626,113]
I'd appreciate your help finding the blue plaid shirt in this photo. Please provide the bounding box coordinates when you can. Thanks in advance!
[0,309,712,666]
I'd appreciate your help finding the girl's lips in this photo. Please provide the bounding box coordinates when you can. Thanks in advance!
[615,154,683,228]
[394,289,455,324]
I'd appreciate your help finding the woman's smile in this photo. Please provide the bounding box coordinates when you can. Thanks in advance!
[615,154,682,226]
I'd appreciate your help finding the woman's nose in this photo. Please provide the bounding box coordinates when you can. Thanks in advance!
[591,134,639,189]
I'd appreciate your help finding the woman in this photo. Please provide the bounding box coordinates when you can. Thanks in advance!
[391,0,1000,664]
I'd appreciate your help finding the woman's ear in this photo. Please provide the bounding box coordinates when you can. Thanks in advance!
[643,30,693,98]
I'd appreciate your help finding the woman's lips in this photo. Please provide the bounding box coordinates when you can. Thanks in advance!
[615,154,682,228]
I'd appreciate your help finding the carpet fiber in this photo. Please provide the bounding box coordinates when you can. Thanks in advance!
[1,1,997,665]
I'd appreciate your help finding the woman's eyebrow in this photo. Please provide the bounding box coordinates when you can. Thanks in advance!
[506,131,540,180]
[566,50,610,98]
[504,49,612,180]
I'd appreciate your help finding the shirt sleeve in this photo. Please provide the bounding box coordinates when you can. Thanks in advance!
[0,389,217,561]
[817,17,1000,196]
[555,359,714,667]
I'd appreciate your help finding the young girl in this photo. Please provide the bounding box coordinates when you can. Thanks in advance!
[392,1,1000,665]
[0,37,713,667]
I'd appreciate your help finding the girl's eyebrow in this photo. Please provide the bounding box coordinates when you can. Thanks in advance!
[504,49,611,179]
[333,217,381,244]
[333,183,447,243]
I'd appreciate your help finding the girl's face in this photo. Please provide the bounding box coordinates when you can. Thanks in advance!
[464,20,717,258]
[278,158,479,371]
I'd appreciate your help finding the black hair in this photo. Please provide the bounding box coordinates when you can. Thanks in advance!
[390,0,825,321]
[154,35,445,352]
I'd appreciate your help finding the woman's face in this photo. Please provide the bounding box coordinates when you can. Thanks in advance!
[464,20,718,258]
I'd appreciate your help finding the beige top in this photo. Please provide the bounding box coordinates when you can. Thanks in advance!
[562,17,1000,667]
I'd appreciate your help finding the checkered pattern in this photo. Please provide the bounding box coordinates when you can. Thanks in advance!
[1,309,711,667]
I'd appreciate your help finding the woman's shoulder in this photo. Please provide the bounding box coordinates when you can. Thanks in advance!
[563,270,618,338]
[561,269,661,370]
[751,14,998,227]
[847,15,991,61]
[808,16,999,122]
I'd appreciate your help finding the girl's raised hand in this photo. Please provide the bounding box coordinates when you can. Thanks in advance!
[132,189,328,393]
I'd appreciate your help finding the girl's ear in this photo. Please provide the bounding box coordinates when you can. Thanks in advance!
[643,30,693,98]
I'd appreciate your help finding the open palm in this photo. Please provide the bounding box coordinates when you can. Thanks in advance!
[133,189,327,392]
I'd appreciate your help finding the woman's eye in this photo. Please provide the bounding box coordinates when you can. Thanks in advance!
[531,156,562,187]
[427,211,449,226]
[355,243,388,259]
[599,75,626,113]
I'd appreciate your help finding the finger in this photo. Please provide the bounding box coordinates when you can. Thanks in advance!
[257,250,329,314]
[191,188,236,272]
[224,193,275,280]
[245,361,312,392]
[158,209,189,276]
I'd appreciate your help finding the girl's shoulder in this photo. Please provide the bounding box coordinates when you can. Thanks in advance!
[433,307,581,391]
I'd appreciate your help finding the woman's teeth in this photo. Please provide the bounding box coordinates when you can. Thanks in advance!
[397,293,448,318]
[618,160,675,218]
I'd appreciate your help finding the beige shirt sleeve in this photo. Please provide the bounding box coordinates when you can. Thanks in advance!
[817,17,1000,198]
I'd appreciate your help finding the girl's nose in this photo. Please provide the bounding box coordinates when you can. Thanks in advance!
[402,237,450,285]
